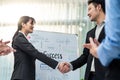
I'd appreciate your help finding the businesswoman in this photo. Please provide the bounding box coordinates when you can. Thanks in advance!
[11,16,59,80]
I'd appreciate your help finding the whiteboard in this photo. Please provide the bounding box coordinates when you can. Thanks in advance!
[29,30,80,80]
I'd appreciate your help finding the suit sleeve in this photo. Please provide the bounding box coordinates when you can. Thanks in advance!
[97,0,120,66]
[70,32,90,70]
[14,35,58,69]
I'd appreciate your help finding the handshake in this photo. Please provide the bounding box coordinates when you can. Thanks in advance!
[57,62,72,73]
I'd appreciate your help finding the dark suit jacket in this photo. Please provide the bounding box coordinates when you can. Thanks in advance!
[105,59,120,80]
[11,32,58,80]
[70,26,106,80]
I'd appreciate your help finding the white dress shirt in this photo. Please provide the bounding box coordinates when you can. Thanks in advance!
[90,21,105,71]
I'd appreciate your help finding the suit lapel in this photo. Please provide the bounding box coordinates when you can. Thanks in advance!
[98,26,105,43]
[91,26,97,39]
[18,32,28,41]
[89,26,97,60]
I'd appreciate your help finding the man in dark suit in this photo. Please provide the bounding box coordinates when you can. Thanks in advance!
[59,0,106,80]
[84,0,120,80]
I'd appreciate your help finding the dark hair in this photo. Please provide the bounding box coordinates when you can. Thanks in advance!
[12,16,35,40]
[88,0,105,13]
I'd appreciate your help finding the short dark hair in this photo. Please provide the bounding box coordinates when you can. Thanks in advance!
[88,0,105,13]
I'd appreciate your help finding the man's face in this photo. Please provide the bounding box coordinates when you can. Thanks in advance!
[87,3,100,21]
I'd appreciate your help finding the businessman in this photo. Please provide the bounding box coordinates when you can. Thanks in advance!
[84,0,120,80]
[59,0,106,80]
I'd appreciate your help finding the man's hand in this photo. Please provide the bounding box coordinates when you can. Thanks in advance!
[58,62,71,73]
[83,37,99,58]
[0,39,16,56]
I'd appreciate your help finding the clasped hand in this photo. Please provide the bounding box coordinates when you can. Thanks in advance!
[57,62,71,73]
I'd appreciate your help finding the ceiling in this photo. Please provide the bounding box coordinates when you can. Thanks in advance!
[0,0,87,4]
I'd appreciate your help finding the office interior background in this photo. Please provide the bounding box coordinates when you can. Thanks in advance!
[0,0,95,80]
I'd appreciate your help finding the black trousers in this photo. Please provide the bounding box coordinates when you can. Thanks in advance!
[89,72,95,80]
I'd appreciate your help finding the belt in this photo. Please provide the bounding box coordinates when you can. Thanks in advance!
[89,72,96,80]
[90,71,95,75]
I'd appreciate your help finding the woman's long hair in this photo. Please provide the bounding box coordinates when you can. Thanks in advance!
[12,16,35,40]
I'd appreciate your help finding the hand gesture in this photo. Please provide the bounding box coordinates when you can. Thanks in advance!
[83,37,99,58]
[58,62,71,73]
[0,39,16,56]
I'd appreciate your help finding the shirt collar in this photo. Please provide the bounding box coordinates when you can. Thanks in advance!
[19,31,27,39]
[97,21,105,27]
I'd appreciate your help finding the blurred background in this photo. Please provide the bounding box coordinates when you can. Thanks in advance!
[0,0,95,80]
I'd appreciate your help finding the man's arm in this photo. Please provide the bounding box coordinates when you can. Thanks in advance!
[97,0,120,66]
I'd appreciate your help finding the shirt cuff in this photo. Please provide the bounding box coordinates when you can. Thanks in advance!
[69,62,73,70]
[55,62,73,71]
